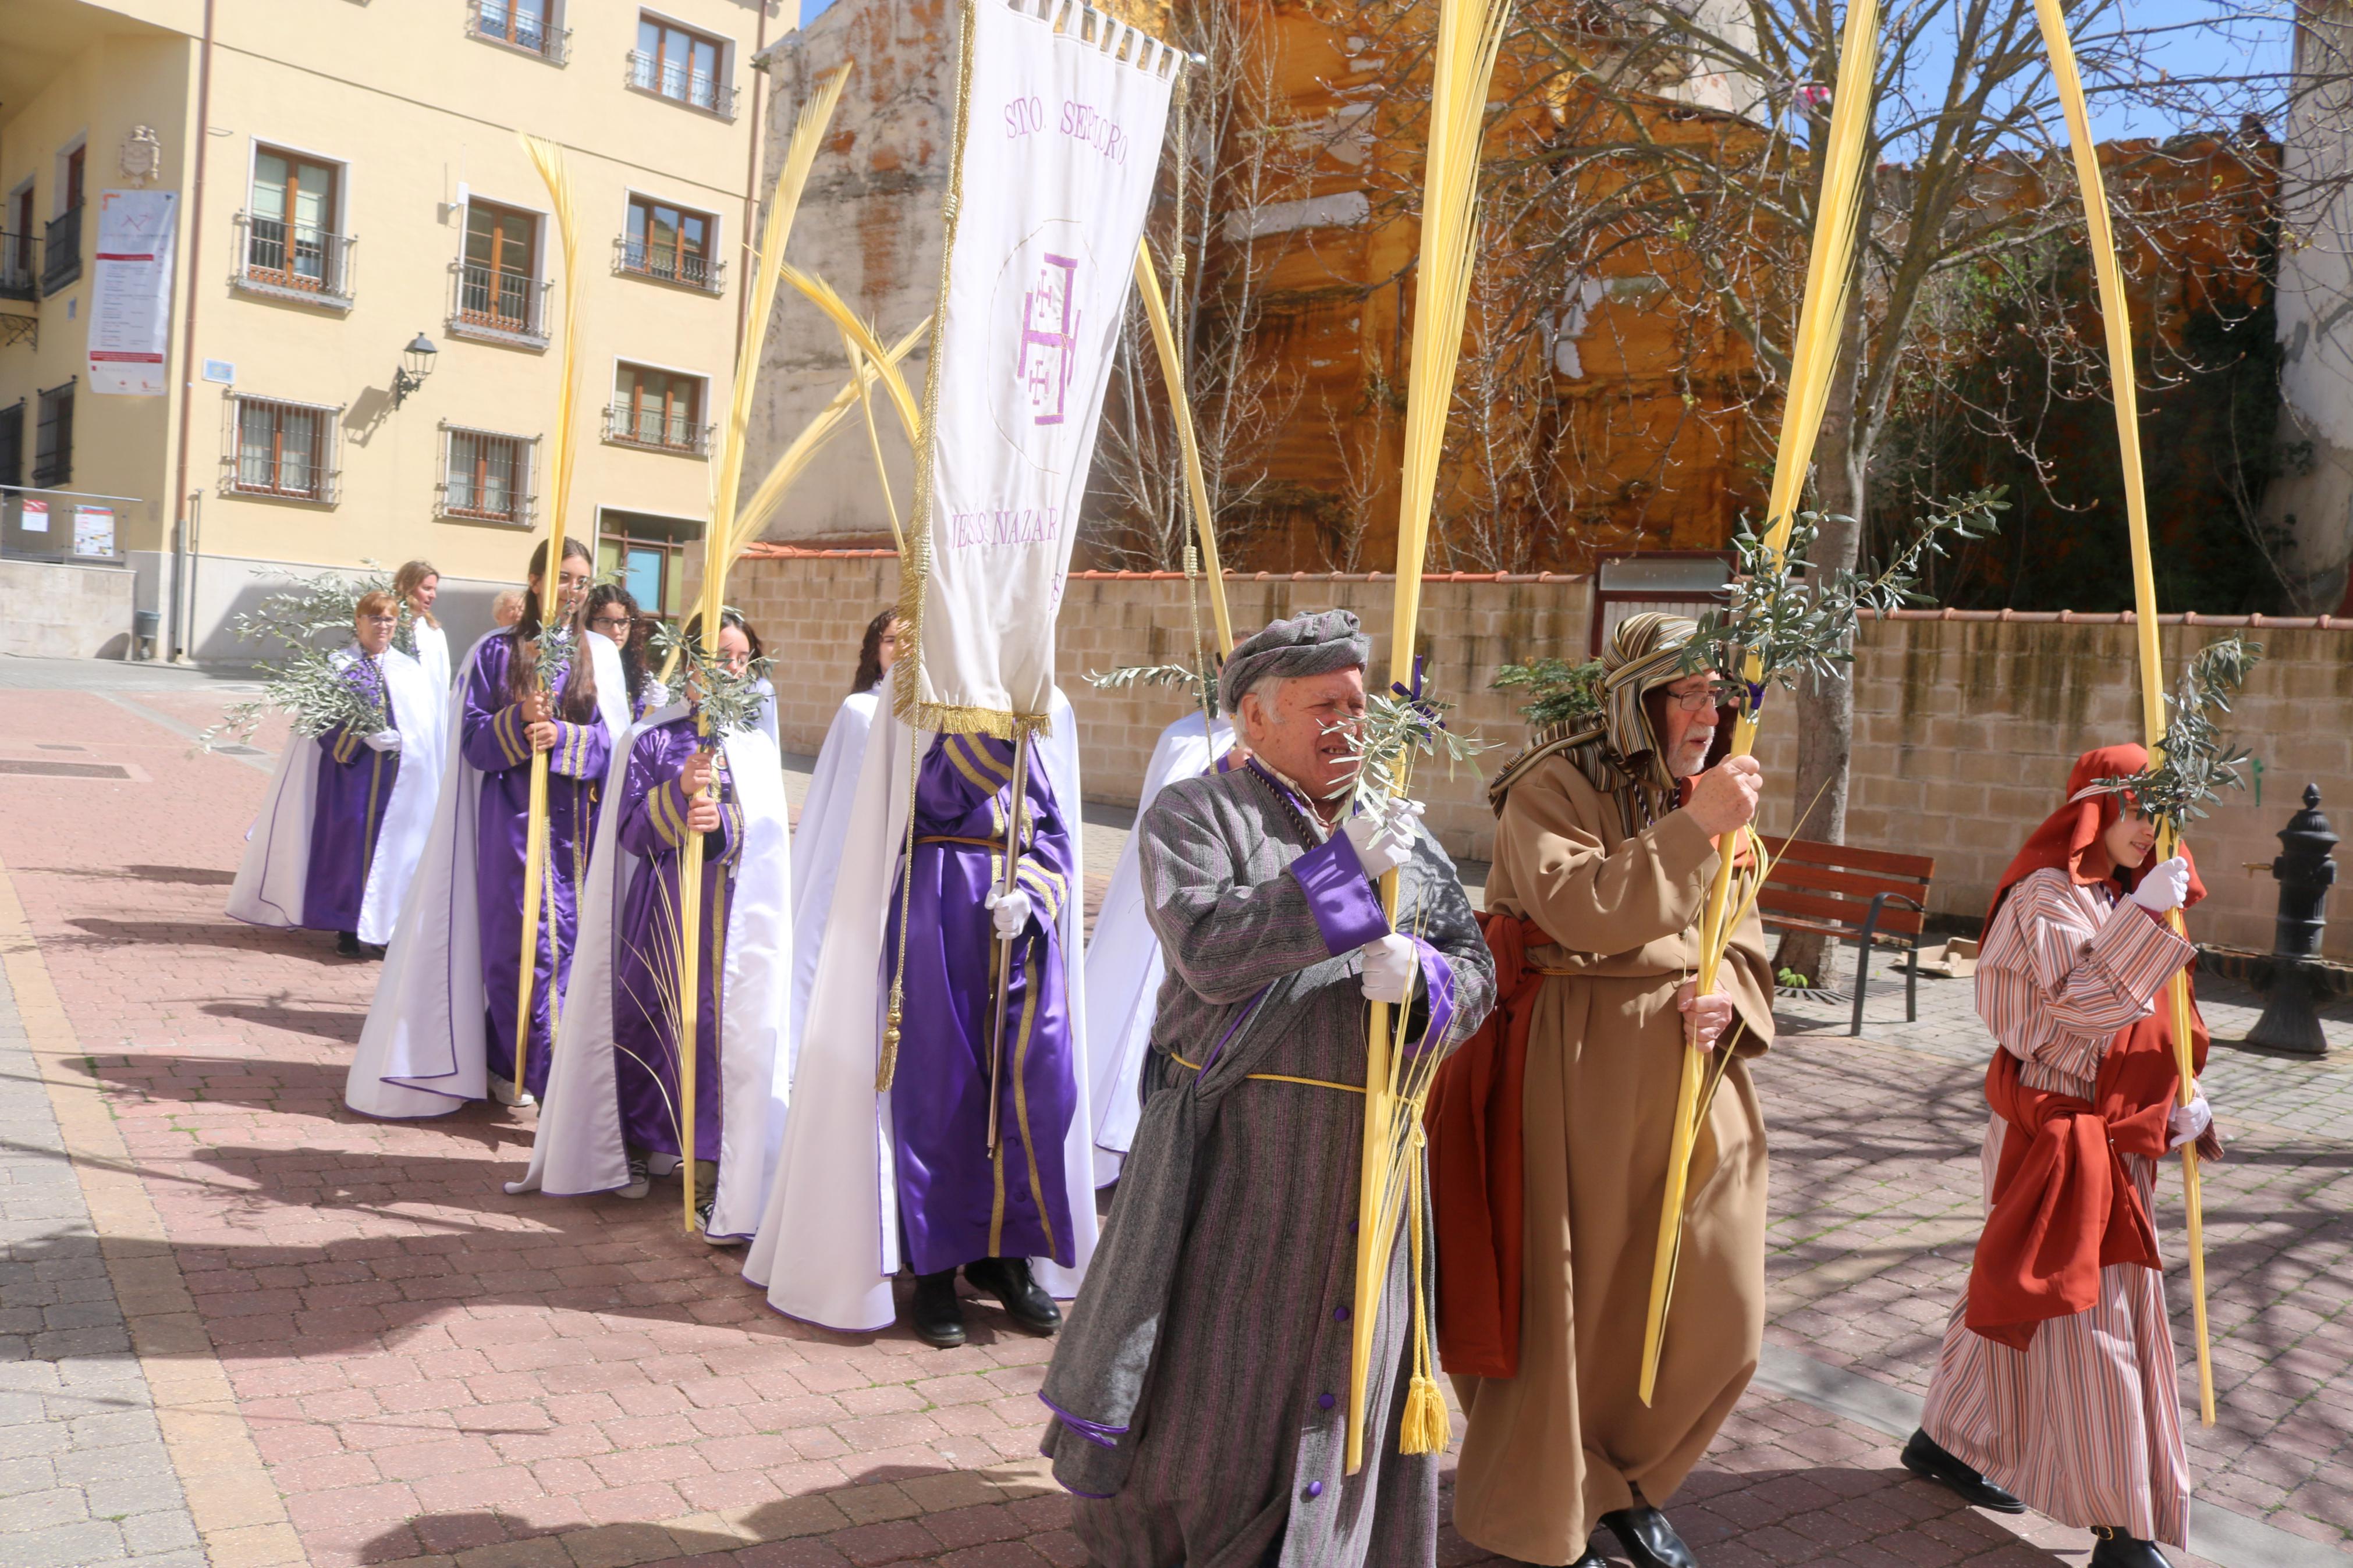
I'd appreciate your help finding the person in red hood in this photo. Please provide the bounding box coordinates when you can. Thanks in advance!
[1900,744,2224,1568]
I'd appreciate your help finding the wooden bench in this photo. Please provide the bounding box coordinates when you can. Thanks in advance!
[1756,837,1937,1036]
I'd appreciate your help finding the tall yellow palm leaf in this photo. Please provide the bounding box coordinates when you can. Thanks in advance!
[2031,0,2214,1426]
[1344,0,1515,1477]
[1638,0,1884,1407]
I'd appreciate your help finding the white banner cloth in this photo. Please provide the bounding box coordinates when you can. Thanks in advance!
[900,0,1178,732]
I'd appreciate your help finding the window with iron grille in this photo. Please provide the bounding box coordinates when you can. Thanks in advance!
[440,426,538,525]
[629,15,734,116]
[0,400,22,490]
[619,195,719,291]
[228,394,342,503]
[31,381,72,488]
[606,362,707,454]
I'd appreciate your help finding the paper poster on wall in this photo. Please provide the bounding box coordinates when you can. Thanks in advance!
[20,499,50,533]
[72,506,115,557]
[87,190,178,396]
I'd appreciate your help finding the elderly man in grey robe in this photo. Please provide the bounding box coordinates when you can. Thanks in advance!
[1039,609,1496,1568]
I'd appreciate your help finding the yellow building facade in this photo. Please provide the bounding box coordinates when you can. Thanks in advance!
[0,0,773,657]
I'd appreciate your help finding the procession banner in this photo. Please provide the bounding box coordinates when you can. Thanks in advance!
[88,191,178,397]
[897,0,1180,735]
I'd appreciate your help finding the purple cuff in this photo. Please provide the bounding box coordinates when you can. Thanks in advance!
[1405,936,1456,1056]
[1289,832,1389,955]
[1038,1394,1126,1450]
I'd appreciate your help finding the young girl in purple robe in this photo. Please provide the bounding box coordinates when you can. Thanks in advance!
[585,584,668,721]
[309,591,406,958]
[462,538,609,1105]
[609,611,761,1232]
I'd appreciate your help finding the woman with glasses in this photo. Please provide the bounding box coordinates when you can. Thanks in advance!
[228,591,442,962]
[513,611,793,1246]
[585,584,668,721]
[347,539,630,1121]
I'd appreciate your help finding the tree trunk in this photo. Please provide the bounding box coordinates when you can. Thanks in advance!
[1773,322,1866,989]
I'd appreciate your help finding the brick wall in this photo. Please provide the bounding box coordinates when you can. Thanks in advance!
[722,548,2353,961]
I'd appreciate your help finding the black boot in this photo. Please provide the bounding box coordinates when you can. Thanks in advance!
[963,1256,1062,1335]
[2089,1527,2172,1567]
[1600,1503,1697,1568]
[1900,1428,2026,1513]
[909,1269,966,1348]
[1568,1551,1610,1568]
[336,930,363,957]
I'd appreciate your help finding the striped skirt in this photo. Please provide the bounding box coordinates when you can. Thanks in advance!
[1919,1123,2190,1548]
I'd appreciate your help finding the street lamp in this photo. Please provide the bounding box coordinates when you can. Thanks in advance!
[392,333,438,407]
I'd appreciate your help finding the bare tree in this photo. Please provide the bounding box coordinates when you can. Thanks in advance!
[1360,0,2348,972]
[1090,0,1314,569]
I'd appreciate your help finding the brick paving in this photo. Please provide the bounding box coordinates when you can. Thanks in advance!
[0,659,2347,1567]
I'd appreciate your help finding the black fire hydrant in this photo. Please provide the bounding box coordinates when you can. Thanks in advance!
[2247,784,2338,1057]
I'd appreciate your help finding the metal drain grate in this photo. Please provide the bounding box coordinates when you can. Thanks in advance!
[0,759,134,780]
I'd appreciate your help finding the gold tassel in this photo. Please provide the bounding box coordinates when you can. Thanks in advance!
[1397,1146,1447,1456]
[875,983,904,1092]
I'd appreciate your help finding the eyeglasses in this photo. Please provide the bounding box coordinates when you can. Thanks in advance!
[588,614,633,634]
[1664,685,1724,713]
[361,615,399,628]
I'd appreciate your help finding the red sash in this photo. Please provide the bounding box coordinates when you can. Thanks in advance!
[1964,970,2208,1350]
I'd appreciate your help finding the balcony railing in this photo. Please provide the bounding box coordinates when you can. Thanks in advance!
[466,0,570,63]
[602,403,712,456]
[624,51,736,118]
[232,213,356,307]
[0,233,36,302]
[41,206,80,296]
[446,262,550,348]
[612,236,725,294]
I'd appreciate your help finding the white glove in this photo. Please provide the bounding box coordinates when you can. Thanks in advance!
[2169,1093,2212,1151]
[1358,932,1418,1004]
[363,728,402,753]
[2130,855,2191,915]
[1341,798,1425,880]
[985,884,1034,939]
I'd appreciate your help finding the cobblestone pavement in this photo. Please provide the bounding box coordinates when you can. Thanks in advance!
[0,660,2347,1568]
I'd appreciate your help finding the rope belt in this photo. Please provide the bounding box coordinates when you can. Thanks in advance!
[1169,1052,1364,1096]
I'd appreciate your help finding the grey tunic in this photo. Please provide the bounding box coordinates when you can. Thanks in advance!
[1041,765,1495,1568]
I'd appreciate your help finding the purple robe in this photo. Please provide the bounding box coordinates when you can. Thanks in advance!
[886,731,1080,1277]
[612,716,746,1162]
[462,631,612,1097]
[303,653,398,933]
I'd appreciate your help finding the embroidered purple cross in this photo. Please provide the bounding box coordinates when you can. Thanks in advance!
[1016,253,1080,426]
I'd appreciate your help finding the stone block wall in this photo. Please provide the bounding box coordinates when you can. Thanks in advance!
[724,547,2353,961]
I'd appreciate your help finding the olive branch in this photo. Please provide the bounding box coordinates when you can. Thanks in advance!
[1490,656,1604,733]
[1680,489,2006,712]
[1085,661,1218,717]
[1331,677,1496,822]
[200,565,407,747]
[647,617,775,741]
[2084,636,2265,829]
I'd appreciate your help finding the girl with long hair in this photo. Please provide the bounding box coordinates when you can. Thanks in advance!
[461,537,611,1104]
[585,583,666,720]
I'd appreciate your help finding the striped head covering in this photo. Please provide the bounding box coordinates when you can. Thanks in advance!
[1599,611,1703,805]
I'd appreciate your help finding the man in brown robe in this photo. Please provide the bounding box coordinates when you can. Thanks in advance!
[1449,612,1775,1568]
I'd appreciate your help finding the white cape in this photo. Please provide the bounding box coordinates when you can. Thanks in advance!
[413,621,454,706]
[506,704,794,1241]
[742,673,1095,1332]
[344,630,630,1119]
[225,645,446,948]
[787,691,878,1077]
[1082,708,1233,1184]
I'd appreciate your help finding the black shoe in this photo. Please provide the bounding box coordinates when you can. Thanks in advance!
[2089,1527,2172,1567]
[909,1270,966,1348]
[963,1256,1062,1335]
[1900,1428,2027,1513]
[359,941,387,960]
[335,930,363,957]
[1570,1552,1610,1568]
[1600,1505,1697,1568]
